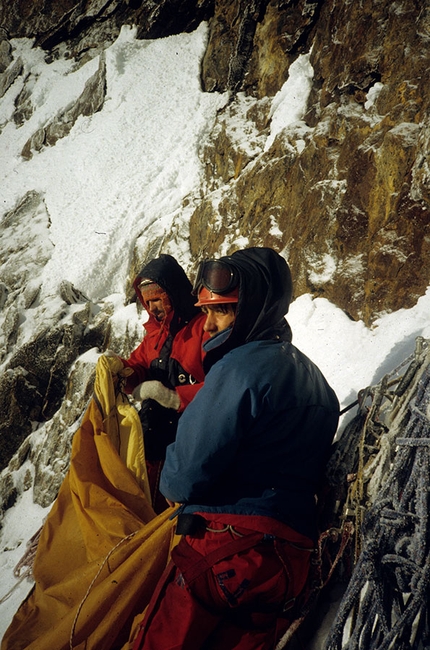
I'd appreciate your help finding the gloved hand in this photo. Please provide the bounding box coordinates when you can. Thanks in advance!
[132,380,180,411]
[102,349,128,375]
[104,349,119,358]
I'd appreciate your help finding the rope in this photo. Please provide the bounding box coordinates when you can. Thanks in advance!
[276,522,354,650]
[0,525,43,605]
[274,342,429,649]
[325,338,430,649]
[337,337,428,417]
[13,525,43,579]
[0,572,31,606]
[69,531,137,650]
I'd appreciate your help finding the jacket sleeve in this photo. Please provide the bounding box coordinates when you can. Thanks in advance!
[175,382,203,412]
[160,353,262,503]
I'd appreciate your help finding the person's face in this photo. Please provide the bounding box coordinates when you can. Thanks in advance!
[146,296,172,322]
[201,304,236,337]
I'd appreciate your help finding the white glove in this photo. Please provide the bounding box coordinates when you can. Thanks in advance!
[104,349,119,358]
[132,380,180,411]
[102,349,125,374]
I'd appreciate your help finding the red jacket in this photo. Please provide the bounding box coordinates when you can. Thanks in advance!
[122,310,207,412]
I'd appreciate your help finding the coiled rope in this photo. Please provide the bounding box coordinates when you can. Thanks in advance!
[325,337,430,649]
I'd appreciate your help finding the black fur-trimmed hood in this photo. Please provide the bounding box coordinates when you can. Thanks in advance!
[133,254,199,329]
[203,248,293,371]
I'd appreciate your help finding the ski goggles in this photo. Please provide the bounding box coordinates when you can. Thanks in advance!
[192,259,238,295]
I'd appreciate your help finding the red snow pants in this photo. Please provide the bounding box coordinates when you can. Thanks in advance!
[132,514,314,650]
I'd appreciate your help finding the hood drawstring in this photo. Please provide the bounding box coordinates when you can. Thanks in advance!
[152,308,175,351]
[154,318,167,351]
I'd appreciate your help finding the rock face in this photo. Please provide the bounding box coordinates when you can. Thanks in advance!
[0,189,96,464]
[0,0,215,59]
[21,54,107,159]
[0,188,140,506]
[1,0,428,320]
[193,0,430,323]
[0,0,429,507]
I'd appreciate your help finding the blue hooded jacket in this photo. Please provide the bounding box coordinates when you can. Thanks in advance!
[160,248,339,540]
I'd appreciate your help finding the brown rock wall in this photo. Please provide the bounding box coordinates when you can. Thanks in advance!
[188,0,430,324]
[247,0,321,98]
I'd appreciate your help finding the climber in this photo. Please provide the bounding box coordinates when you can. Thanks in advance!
[132,247,340,650]
[111,254,207,513]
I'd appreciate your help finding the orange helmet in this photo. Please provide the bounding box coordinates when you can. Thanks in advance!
[195,286,239,306]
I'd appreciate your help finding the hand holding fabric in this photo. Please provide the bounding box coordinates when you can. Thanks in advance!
[132,380,180,411]
[103,349,123,364]
[102,349,125,373]
[104,349,118,356]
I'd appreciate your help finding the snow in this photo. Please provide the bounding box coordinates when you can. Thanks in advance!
[1,22,430,643]
[0,23,228,301]
[364,81,384,110]
[0,488,50,626]
[224,92,268,157]
[265,53,314,151]
[289,290,430,423]
[306,252,338,285]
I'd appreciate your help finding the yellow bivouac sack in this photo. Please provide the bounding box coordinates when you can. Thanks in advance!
[1,355,177,650]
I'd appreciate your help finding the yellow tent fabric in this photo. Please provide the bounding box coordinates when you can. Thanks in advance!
[2,355,177,650]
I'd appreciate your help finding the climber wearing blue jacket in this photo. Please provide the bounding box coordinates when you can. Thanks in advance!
[133,247,339,650]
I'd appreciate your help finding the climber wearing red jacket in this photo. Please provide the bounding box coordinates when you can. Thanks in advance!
[120,254,208,512]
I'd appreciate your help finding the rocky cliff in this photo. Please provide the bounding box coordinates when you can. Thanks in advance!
[0,0,429,513]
